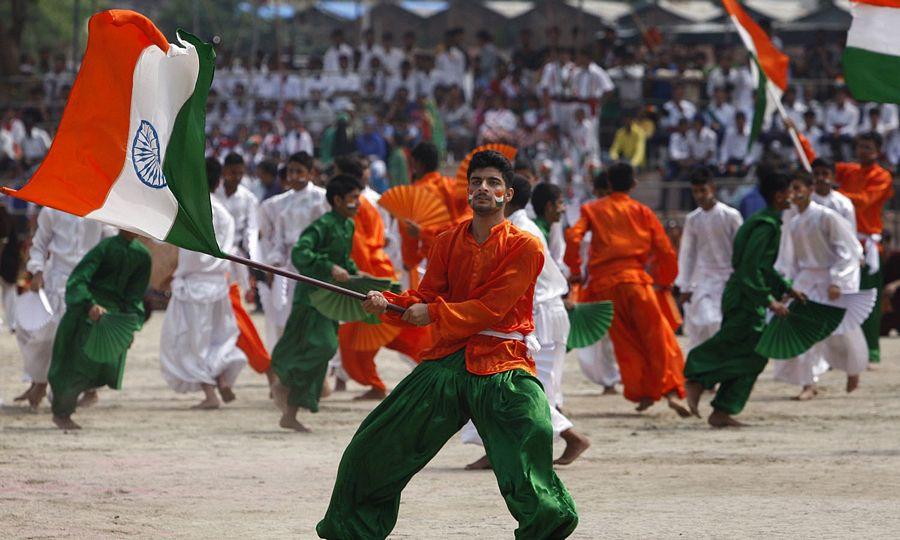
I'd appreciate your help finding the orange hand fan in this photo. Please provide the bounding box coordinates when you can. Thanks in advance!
[340,321,403,352]
[378,185,451,228]
[454,144,518,185]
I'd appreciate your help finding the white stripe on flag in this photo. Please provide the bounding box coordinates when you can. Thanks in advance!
[86,41,199,239]
[846,3,900,57]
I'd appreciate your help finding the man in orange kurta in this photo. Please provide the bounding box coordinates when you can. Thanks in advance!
[565,162,689,416]
[400,142,463,288]
[317,150,578,540]
[339,192,433,398]
[835,132,894,363]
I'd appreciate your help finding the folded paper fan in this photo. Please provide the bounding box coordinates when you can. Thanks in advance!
[755,300,846,360]
[83,312,140,364]
[825,289,877,335]
[15,290,54,332]
[567,301,614,350]
[454,144,518,185]
[309,275,397,323]
[340,321,403,351]
[378,185,451,228]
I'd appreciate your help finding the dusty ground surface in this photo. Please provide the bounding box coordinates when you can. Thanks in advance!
[2,313,899,539]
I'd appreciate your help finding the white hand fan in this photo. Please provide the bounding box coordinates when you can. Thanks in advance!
[824,289,877,335]
[15,290,54,332]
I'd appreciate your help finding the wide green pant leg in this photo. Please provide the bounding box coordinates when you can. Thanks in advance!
[271,301,338,412]
[468,367,578,539]
[684,306,769,415]
[317,352,471,539]
[860,263,883,363]
[317,350,578,540]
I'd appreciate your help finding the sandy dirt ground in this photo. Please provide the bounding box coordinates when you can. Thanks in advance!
[2,313,899,539]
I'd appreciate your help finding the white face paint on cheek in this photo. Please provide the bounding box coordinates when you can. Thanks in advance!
[492,187,505,205]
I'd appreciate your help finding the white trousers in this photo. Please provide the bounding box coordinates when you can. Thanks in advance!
[159,293,247,393]
[461,341,573,446]
[16,290,65,384]
[773,327,868,387]
[576,336,620,387]
[1,280,15,333]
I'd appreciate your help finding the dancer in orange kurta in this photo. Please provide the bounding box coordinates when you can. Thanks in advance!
[835,132,894,363]
[400,142,462,288]
[339,193,433,399]
[565,162,690,416]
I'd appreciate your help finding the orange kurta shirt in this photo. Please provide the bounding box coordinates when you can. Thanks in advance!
[836,162,894,236]
[351,197,396,278]
[400,171,461,269]
[564,192,678,293]
[385,219,544,375]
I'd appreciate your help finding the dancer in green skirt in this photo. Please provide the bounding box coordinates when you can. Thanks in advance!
[684,167,803,428]
[317,151,577,539]
[48,230,151,430]
[270,174,360,432]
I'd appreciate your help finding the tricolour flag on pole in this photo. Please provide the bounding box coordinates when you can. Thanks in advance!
[721,0,789,147]
[0,10,221,257]
[843,0,900,103]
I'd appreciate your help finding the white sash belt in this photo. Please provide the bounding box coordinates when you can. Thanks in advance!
[477,330,542,355]
[857,233,882,274]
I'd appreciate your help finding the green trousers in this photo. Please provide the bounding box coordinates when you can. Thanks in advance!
[271,300,338,412]
[684,304,768,416]
[316,350,578,540]
[859,262,883,363]
[48,305,127,417]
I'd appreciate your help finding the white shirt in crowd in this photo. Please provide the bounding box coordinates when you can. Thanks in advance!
[357,43,384,74]
[283,128,314,157]
[688,126,718,164]
[569,63,615,108]
[435,46,467,86]
[719,125,759,165]
[676,201,743,294]
[662,99,698,130]
[860,103,899,136]
[385,73,418,101]
[323,43,355,74]
[824,101,860,136]
[705,100,736,132]
[668,131,691,161]
[381,46,405,76]
[20,128,52,163]
[706,66,755,110]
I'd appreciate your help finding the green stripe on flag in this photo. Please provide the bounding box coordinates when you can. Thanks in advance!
[843,47,900,104]
[749,56,766,152]
[162,30,223,257]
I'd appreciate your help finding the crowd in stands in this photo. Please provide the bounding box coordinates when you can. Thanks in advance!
[2,25,898,213]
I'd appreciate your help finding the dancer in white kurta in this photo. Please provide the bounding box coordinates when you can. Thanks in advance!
[461,177,591,468]
[160,191,247,409]
[257,185,293,350]
[15,207,111,408]
[811,157,856,233]
[774,175,866,399]
[215,152,261,305]
[675,170,743,351]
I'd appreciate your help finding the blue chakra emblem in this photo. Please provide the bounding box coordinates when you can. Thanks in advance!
[132,120,167,189]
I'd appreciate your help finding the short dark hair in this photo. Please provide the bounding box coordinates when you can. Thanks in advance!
[411,142,439,172]
[288,151,314,170]
[607,162,635,192]
[258,159,279,178]
[791,169,813,186]
[326,174,361,206]
[689,165,714,186]
[810,157,833,171]
[509,175,532,210]
[758,165,791,206]
[467,150,514,187]
[206,157,222,192]
[223,152,244,167]
[335,155,365,179]
[857,131,883,149]
[531,182,562,218]
[593,170,609,194]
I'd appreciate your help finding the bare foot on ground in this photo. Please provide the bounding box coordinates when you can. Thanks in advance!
[279,414,310,432]
[333,378,346,392]
[353,388,387,400]
[685,380,703,418]
[846,375,860,393]
[78,389,99,408]
[602,385,618,395]
[464,455,491,470]
[708,410,746,428]
[52,416,82,431]
[794,385,818,401]
[635,398,654,412]
[555,429,591,465]
[191,397,220,410]
[14,383,34,402]
[666,393,692,418]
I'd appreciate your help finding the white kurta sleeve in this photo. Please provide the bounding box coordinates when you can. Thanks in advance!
[775,219,797,282]
[826,211,863,287]
[675,213,696,291]
[25,208,54,274]
[244,198,260,262]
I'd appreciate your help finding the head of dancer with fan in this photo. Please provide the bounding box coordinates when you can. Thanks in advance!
[319,150,578,539]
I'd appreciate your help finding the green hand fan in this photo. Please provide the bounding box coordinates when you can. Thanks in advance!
[309,275,398,323]
[83,312,140,364]
[755,300,846,360]
[566,301,614,350]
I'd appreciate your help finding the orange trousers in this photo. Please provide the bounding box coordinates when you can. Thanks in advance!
[338,325,432,392]
[584,281,685,403]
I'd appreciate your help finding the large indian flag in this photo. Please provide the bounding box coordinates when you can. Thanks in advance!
[844,0,900,103]
[1,10,221,257]
[721,0,789,146]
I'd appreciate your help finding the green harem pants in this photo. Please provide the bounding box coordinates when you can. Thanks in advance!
[49,305,128,417]
[859,262,883,363]
[316,350,578,540]
[271,300,338,412]
[684,303,768,416]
